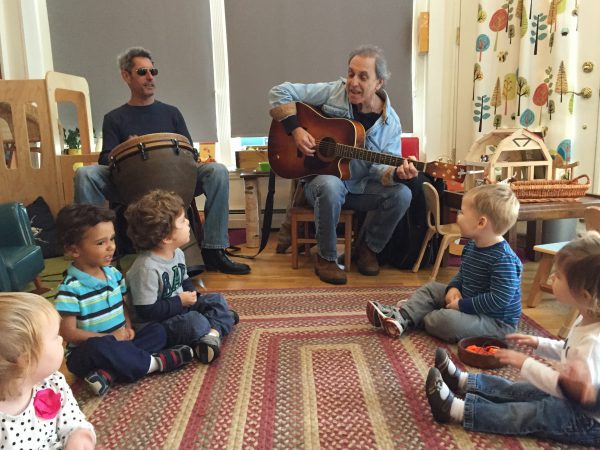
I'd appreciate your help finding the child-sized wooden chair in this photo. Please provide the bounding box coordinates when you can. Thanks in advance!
[412,182,462,280]
[527,206,600,338]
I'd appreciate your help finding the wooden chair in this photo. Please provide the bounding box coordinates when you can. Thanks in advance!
[527,206,600,338]
[291,207,354,271]
[412,182,462,280]
[289,187,384,271]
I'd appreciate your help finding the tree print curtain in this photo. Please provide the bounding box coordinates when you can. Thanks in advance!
[472,0,580,164]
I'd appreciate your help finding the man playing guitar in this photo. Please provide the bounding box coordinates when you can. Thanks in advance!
[269,45,417,285]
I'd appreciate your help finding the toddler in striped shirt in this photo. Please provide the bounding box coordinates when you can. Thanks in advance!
[366,183,522,343]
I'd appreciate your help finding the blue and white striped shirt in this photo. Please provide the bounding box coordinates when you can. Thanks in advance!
[448,239,522,326]
[54,264,127,336]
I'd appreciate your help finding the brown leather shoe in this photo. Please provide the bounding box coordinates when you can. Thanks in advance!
[357,241,380,276]
[315,254,347,285]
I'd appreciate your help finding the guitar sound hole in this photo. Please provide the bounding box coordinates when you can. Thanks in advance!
[317,137,336,162]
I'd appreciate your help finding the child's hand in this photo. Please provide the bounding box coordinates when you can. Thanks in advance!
[124,326,136,340]
[65,428,95,450]
[111,327,130,341]
[558,359,598,408]
[180,291,197,307]
[445,299,460,310]
[495,348,528,369]
[445,288,461,305]
[505,333,539,348]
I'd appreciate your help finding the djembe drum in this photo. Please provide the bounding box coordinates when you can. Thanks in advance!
[109,132,198,205]
[108,133,204,270]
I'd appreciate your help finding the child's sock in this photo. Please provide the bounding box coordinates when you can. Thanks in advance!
[435,347,468,395]
[84,369,113,396]
[151,345,194,372]
[148,356,160,373]
[449,397,465,422]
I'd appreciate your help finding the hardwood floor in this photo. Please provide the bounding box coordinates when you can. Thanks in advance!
[200,236,570,336]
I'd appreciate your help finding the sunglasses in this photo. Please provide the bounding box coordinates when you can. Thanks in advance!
[135,67,158,76]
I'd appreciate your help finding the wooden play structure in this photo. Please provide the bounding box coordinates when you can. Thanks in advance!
[463,128,553,191]
[0,72,97,216]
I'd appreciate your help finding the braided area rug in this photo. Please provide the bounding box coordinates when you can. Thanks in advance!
[73,286,593,449]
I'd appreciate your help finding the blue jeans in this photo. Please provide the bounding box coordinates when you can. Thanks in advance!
[303,175,411,261]
[66,322,167,382]
[463,373,600,446]
[73,163,230,249]
[161,292,234,346]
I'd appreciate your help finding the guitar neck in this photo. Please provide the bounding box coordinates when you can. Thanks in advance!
[333,142,427,172]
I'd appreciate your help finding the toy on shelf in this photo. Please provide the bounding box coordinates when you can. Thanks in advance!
[463,128,552,191]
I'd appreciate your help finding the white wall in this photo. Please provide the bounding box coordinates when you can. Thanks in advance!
[412,0,462,163]
[0,0,53,79]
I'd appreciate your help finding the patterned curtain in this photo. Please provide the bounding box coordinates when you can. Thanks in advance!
[472,0,582,165]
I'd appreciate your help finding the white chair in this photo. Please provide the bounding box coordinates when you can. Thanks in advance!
[412,182,462,280]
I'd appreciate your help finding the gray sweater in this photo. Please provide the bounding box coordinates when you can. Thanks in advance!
[126,248,192,329]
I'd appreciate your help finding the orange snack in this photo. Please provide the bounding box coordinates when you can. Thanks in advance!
[465,344,501,355]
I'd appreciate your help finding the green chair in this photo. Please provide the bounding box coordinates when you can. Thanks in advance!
[0,202,46,292]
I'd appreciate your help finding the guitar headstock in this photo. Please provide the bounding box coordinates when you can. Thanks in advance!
[424,161,467,183]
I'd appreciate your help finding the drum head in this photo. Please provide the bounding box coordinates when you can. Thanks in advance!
[109,132,193,160]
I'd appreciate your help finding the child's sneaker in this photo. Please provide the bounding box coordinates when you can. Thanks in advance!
[366,301,399,327]
[153,345,194,372]
[194,333,221,364]
[230,309,240,325]
[84,369,113,396]
[381,314,409,338]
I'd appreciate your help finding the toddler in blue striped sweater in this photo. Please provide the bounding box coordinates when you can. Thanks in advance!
[366,183,522,343]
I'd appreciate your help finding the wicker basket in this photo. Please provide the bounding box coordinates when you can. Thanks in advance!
[510,174,591,203]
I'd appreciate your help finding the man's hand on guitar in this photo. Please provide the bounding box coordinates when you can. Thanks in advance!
[292,127,316,157]
[395,158,418,180]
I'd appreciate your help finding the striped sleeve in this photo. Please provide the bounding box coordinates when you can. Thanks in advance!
[457,240,522,326]
[54,276,82,315]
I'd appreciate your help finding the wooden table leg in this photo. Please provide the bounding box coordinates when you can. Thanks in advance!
[243,177,261,248]
[526,253,554,307]
[506,223,518,253]
[526,220,543,261]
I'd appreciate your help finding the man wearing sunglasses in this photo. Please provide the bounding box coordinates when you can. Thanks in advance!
[74,47,250,275]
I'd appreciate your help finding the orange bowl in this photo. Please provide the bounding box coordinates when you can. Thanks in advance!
[457,336,508,369]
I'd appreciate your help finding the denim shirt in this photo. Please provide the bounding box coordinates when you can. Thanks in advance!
[268,78,402,193]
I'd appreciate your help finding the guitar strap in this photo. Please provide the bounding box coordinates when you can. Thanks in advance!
[226,170,276,259]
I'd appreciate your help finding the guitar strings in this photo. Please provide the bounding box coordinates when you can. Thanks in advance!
[313,138,426,169]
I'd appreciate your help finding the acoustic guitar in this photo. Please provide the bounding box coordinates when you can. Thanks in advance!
[268,102,467,183]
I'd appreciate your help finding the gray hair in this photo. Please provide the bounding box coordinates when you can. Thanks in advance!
[348,45,391,84]
[117,47,153,72]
